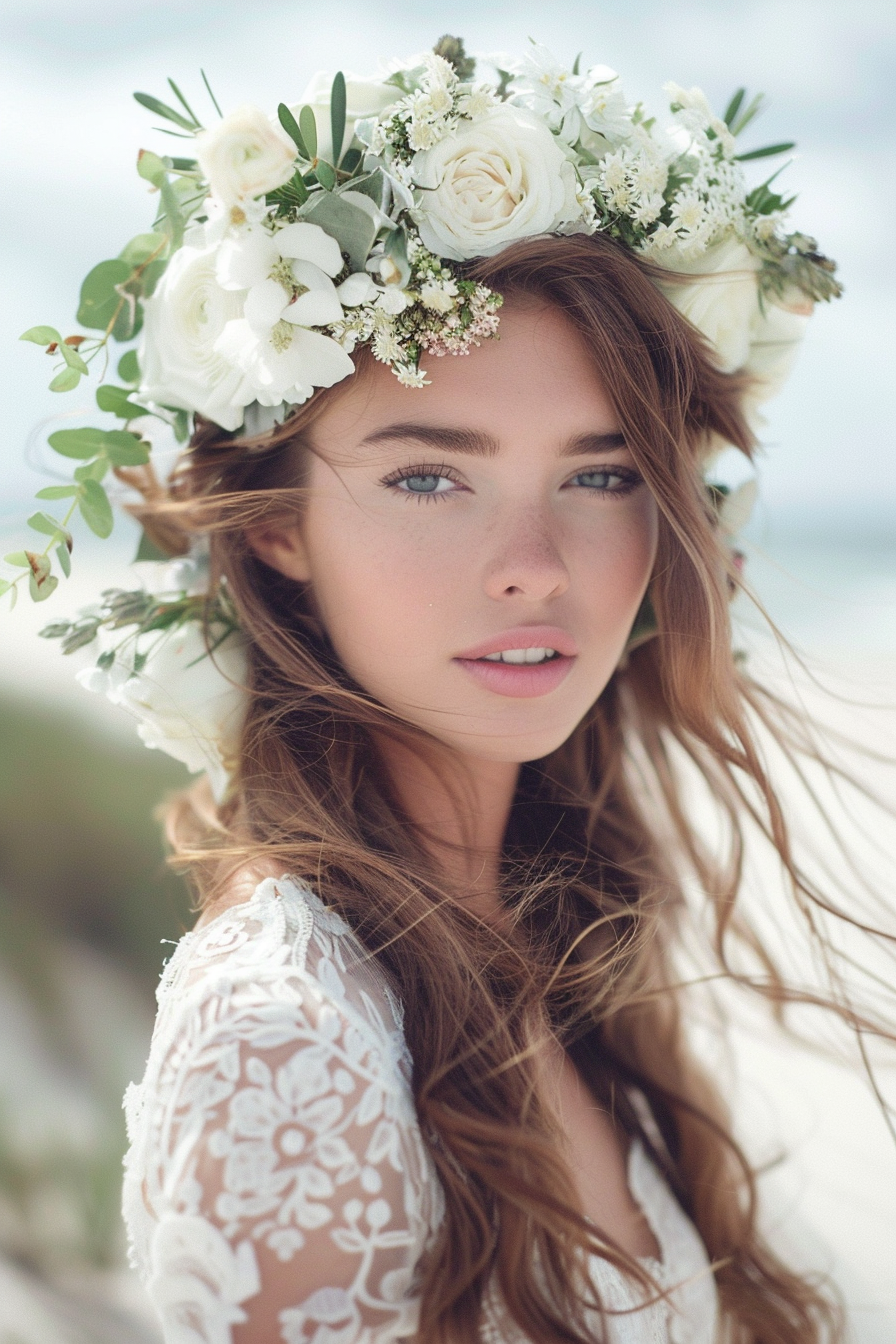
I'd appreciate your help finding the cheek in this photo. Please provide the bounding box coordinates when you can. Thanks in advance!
[572,495,658,633]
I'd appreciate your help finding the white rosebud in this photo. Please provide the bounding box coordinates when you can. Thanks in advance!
[410,103,583,261]
[292,72,398,163]
[196,104,297,206]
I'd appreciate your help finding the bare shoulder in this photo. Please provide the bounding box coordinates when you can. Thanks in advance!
[193,861,286,931]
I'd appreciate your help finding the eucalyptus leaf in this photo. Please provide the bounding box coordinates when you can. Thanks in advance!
[133,91,196,131]
[79,479,114,538]
[137,149,168,185]
[20,325,61,346]
[48,427,107,459]
[36,485,78,500]
[299,105,318,160]
[0,580,10,598]
[30,572,58,603]
[49,367,81,393]
[301,192,378,271]
[60,342,89,374]
[56,543,72,578]
[141,257,168,298]
[119,232,168,266]
[103,431,150,466]
[339,146,363,175]
[28,511,68,540]
[96,385,151,419]
[77,260,132,332]
[277,103,311,158]
[134,529,170,562]
[117,349,140,384]
[330,71,347,166]
[74,459,109,483]
[4,552,29,566]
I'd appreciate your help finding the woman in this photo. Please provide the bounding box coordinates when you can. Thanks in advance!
[18,38,865,1344]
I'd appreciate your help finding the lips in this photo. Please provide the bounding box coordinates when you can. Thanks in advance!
[453,625,577,699]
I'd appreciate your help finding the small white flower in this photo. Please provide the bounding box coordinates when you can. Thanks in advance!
[457,87,496,119]
[395,364,430,388]
[418,279,458,313]
[196,105,296,207]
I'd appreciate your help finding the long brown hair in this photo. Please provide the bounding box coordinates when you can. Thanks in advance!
[142,233,872,1341]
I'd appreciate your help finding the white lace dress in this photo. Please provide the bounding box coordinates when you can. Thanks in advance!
[122,875,719,1344]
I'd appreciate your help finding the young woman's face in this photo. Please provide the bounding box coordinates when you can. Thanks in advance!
[258,298,658,763]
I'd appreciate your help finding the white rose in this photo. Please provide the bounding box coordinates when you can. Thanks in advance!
[654,237,761,372]
[743,297,811,415]
[139,240,252,432]
[293,71,398,164]
[409,103,583,261]
[77,624,249,803]
[196,104,296,205]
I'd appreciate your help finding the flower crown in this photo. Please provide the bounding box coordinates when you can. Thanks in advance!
[8,37,840,795]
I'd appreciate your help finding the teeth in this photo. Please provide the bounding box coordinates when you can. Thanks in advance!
[481,648,559,665]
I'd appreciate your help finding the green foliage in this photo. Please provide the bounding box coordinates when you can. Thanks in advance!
[278,102,312,159]
[77,259,134,337]
[48,428,108,458]
[432,34,476,81]
[330,71,347,165]
[78,479,114,538]
[96,384,150,419]
[117,349,140,384]
[49,366,81,393]
[36,485,78,500]
[299,104,318,160]
[59,341,89,374]
[20,325,61,346]
[315,159,337,190]
[133,89,198,131]
[301,190,379,270]
[735,141,795,162]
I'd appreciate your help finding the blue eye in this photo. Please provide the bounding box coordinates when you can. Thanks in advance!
[400,473,447,494]
[568,467,638,493]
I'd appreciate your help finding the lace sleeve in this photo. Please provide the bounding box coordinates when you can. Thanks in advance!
[129,884,439,1344]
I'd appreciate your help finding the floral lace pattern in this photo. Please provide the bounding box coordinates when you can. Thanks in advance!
[122,875,718,1343]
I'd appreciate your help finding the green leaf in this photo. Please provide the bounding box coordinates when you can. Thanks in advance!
[117,349,140,384]
[278,103,311,158]
[28,511,67,539]
[48,427,107,459]
[571,51,582,77]
[723,88,746,129]
[172,409,190,444]
[735,141,796,162]
[201,68,223,118]
[134,529,170,562]
[30,571,58,603]
[137,149,168,185]
[299,105,318,160]
[60,342,89,374]
[315,159,337,190]
[20,325,61,346]
[76,259,132,332]
[36,485,78,500]
[7,584,17,610]
[167,77,201,128]
[49,366,81,392]
[141,257,168,298]
[103,430,150,466]
[300,192,378,271]
[96,385,151,419]
[330,71,347,166]
[729,92,764,137]
[0,580,10,598]
[74,459,108,482]
[268,169,310,208]
[56,543,72,578]
[79,479,114,538]
[133,90,196,130]
[339,146,363,175]
[119,232,168,265]
[4,552,29,566]
[169,156,199,171]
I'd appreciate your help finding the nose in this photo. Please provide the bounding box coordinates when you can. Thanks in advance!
[481,506,570,603]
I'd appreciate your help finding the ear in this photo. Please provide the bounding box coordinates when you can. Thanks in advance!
[245,520,311,583]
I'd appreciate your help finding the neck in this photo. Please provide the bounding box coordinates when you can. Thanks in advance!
[375,733,520,923]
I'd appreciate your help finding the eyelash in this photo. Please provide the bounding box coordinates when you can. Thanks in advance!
[380,462,643,501]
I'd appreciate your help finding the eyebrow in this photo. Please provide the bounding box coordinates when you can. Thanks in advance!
[359,423,628,457]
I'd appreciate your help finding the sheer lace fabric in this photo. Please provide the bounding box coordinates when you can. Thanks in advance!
[123,876,718,1344]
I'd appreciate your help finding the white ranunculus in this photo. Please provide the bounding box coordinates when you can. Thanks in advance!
[654,237,761,372]
[409,103,583,261]
[743,296,811,416]
[196,104,297,206]
[293,71,398,164]
[138,241,252,432]
[77,624,249,803]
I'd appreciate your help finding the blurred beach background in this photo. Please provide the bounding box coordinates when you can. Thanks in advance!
[1,0,894,1340]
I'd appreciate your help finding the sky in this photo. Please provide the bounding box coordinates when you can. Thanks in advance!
[1,0,894,540]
